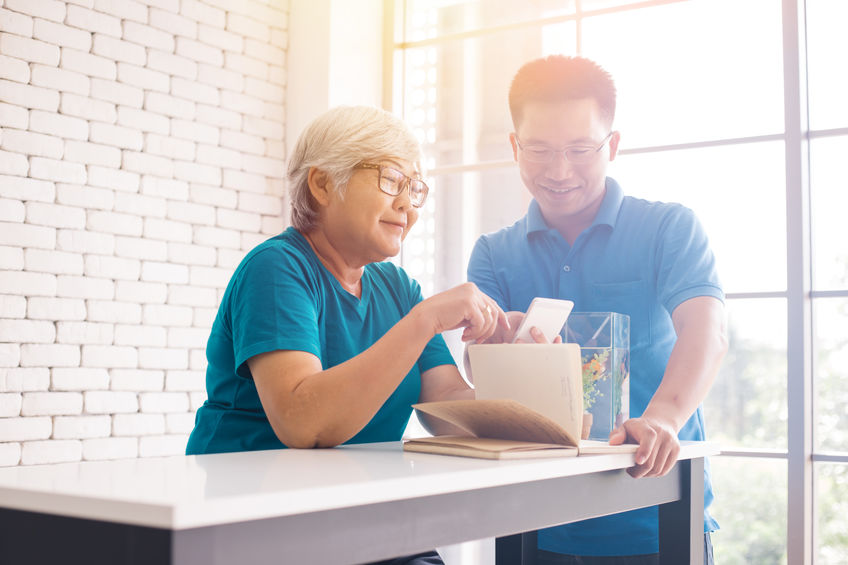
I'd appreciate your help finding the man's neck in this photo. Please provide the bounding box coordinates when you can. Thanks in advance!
[549,193,606,246]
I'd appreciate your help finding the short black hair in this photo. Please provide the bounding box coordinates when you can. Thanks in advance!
[508,55,617,129]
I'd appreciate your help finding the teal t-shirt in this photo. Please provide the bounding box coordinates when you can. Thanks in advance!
[186,227,455,455]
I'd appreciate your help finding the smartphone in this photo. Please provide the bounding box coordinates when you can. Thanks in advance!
[511,297,574,343]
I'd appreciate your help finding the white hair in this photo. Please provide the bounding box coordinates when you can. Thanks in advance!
[287,105,423,231]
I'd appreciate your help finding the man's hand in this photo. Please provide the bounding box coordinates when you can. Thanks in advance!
[608,296,726,479]
[521,325,563,344]
[609,416,680,478]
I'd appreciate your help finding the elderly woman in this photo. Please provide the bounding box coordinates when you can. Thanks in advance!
[186,106,506,564]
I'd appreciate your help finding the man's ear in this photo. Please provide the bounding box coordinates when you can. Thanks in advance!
[509,133,519,162]
[608,131,621,162]
[307,167,333,207]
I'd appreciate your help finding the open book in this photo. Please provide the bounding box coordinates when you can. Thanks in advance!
[404,398,638,460]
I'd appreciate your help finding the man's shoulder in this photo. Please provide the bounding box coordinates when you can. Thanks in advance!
[476,214,530,246]
[621,193,692,216]
[619,194,698,230]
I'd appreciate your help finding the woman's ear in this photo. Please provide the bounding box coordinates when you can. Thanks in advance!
[307,167,333,207]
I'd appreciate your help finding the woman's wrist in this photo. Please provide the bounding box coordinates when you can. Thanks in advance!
[408,301,438,340]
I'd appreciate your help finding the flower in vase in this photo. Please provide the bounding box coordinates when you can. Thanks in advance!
[582,349,610,410]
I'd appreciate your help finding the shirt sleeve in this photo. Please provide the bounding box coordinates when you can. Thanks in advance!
[467,235,509,310]
[229,247,322,378]
[418,333,456,373]
[396,267,457,372]
[654,205,725,314]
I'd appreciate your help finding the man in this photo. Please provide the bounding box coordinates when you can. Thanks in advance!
[467,55,728,564]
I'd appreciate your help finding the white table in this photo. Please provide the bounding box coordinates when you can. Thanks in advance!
[0,441,717,564]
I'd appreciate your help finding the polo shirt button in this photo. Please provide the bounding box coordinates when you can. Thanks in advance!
[563,265,571,272]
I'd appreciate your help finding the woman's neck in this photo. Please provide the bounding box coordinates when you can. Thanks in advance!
[301,228,364,298]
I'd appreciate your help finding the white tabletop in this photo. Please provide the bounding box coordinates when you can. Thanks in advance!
[0,441,718,530]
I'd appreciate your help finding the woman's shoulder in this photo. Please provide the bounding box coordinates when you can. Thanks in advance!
[367,260,423,295]
[367,260,411,283]
[366,261,424,310]
[241,227,313,265]
[231,228,321,286]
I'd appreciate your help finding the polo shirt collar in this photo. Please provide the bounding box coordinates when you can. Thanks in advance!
[524,176,624,237]
[525,199,550,236]
[594,177,624,229]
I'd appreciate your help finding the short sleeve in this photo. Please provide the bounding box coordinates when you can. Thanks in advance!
[654,206,724,313]
[406,274,456,372]
[467,236,508,310]
[229,247,322,377]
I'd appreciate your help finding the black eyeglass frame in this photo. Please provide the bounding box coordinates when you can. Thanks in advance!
[354,163,429,208]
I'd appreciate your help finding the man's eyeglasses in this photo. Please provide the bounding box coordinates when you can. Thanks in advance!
[354,163,429,208]
[514,132,614,164]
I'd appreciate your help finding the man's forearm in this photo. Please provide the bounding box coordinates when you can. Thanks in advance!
[643,297,728,432]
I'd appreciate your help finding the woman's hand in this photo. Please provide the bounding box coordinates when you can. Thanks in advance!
[413,282,509,343]
[476,311,524,344]
[461,309,563,382]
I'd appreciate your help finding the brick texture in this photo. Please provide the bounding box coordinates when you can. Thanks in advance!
[0,0,288,466]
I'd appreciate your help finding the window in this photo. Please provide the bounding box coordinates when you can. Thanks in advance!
[391,0,848,562]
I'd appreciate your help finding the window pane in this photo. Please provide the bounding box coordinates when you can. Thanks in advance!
[612,142,787,294]
[401,179,437,298]
[581,0,784,147]
[402,25,576,169]
[581,0,649,9]
[402,167,529,297]
[813,297,848,453]
[706,298,787,450]
[710,456,788,565]
[815,462,848,563]
[403,0,576,41]
[401,169,529,380]
[810,136,848,291]
[806,0,848,130]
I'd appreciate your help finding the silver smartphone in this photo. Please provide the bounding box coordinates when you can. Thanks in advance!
[511,297,574,343]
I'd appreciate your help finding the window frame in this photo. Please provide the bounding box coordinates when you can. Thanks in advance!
[387,1,848,563]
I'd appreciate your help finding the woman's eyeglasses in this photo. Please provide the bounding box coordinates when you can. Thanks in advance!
[354,163,429,208]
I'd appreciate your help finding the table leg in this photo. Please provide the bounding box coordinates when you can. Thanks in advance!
[658,457,705,565]
[494,457,705,565]
[495,531,537,565]
[0,507,172,564]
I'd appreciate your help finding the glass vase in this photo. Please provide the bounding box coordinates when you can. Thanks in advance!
[564,312,630,441]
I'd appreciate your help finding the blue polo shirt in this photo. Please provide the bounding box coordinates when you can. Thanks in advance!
[468,177,723,556]
[186,227,455,455]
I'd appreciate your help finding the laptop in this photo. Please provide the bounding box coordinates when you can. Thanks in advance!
[467,343,583,443]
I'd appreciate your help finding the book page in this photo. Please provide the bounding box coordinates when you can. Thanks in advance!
[468,344,583,441]
[404,436,578,460]
[412,399,579,446]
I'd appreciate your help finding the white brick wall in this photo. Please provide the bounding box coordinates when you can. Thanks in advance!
[0,0,289,466]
